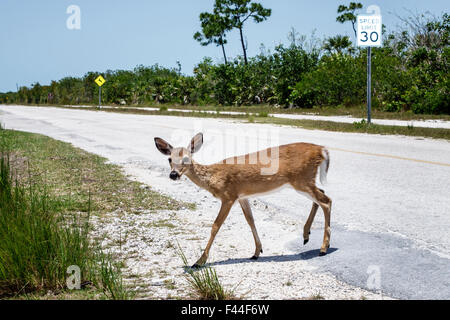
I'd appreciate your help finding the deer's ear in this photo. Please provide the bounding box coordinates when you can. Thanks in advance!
[154,138,173,156]
[189,133,203,154]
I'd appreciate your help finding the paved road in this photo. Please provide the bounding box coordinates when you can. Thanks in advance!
[64,104,450,129]
[1,105,449,299]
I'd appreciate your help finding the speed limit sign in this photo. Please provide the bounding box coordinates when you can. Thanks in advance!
[357,6,382,124]
[357,15,382,47]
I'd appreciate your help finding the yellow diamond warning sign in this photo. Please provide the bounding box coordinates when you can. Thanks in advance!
[95,75,106,87]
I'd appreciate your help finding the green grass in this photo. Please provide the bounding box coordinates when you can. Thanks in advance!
[177,245,238,300]
[0,152,132,299]
[124,103,450,121]
[307,293,325,300]
[150,219,177,229]
[0,153,87,296]
[0,134,135,299]
[0,128,193,299]
[96,252,134,300]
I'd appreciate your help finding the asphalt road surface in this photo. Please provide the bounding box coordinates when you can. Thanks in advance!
[1,105,449,299]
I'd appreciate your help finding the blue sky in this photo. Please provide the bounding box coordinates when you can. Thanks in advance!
[0,0,448,92]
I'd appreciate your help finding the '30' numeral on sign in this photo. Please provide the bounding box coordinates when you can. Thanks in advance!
[360,31,379,43]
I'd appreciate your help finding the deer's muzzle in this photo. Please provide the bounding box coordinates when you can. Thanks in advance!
[169,171,180,180]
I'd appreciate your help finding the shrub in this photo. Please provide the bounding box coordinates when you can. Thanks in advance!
[291,54,366,107]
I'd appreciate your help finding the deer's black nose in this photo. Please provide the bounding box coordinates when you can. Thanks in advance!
[170,171,180,180]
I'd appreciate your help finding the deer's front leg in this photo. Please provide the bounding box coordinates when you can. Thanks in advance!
[193,199,235,268]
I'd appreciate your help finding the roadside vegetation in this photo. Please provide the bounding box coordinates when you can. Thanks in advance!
[0,2,448,116]
[127,104,450,121]
[0,127,190,299]
[254,117,450,140]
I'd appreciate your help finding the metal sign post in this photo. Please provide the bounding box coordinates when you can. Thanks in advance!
[94,75,106,109]
[357,6,382,124]
[367,46,372,124]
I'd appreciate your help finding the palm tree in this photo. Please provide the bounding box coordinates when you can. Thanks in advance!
[323,35,354,55]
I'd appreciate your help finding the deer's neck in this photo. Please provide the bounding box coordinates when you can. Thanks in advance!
[185,161,214,192]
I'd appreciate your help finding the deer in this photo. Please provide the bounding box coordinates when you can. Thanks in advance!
[154,133,331,268]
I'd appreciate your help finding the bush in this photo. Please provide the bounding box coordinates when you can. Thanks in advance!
[291,54,365,107]
[411,85,450,114]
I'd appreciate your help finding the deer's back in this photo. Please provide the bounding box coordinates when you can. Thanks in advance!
[208,143,325,199]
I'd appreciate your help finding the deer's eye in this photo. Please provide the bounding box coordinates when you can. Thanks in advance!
[168,158,172,164]
[182,156,190,164]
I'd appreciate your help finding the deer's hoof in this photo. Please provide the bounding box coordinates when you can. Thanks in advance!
[250,255,259,260]
[319,251,327,256]
[304,239,309,245]
[191,263,202,269]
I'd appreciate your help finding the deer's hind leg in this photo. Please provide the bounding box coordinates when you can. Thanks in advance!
[292,183,332,256]
[303,202,319,245]
[239,199,263,260]
[303,188,325,245]
[311,187,332,255]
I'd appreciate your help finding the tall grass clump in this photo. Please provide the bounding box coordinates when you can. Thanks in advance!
[177,244,237,300]
[0,153,85,295]
[96,252,134,300]
[0,129,132,299]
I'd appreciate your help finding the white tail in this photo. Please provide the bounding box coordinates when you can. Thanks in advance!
[155,133,332,267]
[319,148,330,185]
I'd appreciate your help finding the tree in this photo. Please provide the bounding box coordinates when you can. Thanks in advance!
[30,82,42,104]
[336,2,363,37]
[194,10,232,64]
[215,0,271,65]
[323,35,354,55]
